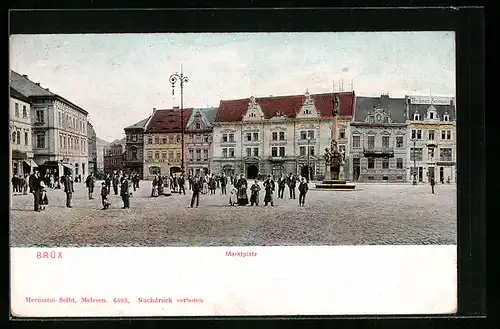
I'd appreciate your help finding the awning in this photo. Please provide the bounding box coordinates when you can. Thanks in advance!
[24,160,38,167]
[62,163,73,169]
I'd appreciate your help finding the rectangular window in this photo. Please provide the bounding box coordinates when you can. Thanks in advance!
[189,149,194,159]
[147,137,152,144]
[253,132,259,141]
[441,130,446,140]
[160,137,166,144]
[440,148,452,161]
[58,112,61,126]
[396,136,404,148]
[147,151,153,160]
[428,148,435,159]
[309,146,315,156]
[410,148,423,161]
[196,149,201,160]
[176,150,181,159]
[382,136,390,148]
[353,136,360,148]
[246,133,252,142]
[271,147,278,157]
[246,147,252,157]
[417,130,422,139]
[367,158,375,169]
[300,146,306,156]
[204,135,209,143]
[339,128,345,139]
[428,130,435,140]
[169,151,174,160]
[222,148,228,158]
[228,133,234,142]
[253,147,259,156]
[162,152,167,159]
[447,131,451,140]
[203,149,208,160]
[222,134,228,143]
[16,131,20,144]
[22,106,27,118]
[279,147,285,157]
[229,148,235,157]
[195,135,201,143]
[15,103,19,117]
[154,152,159,159]
[154,136,159,144]
[189,135,193,142]
[382,158,389,169]
[279,131,285,140]
[307,130,315,140]
[411,130,416,139]
[36,132,45,148]
[396,158,403,169]
[36,110,44,123]
[300,131,307,140]
[272,132,278,141]
[367,136,375,149]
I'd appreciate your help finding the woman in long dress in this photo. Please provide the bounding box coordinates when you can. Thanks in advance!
[236,174,248,206]
[263,175,275,206]
[163,176,172,196]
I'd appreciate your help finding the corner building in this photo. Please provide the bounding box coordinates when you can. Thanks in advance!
[211,91,355,180]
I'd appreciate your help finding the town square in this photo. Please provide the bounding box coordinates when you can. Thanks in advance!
[9,32,457,247]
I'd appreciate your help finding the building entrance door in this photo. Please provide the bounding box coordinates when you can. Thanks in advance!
[418,167,423,182]
[246,164,258,179]
[353,158,360,181]
[428,167,435,181]
[439,167,444,183]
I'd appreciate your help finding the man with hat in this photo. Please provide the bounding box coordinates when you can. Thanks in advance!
[28,168,42,212]
[63,172,75,208]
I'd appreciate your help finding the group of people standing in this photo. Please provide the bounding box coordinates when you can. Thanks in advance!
[151,174,186,197]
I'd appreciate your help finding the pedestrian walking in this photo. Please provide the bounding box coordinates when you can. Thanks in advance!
[220,173,227,195]
[277,173,286,199]
[85,172,95,199]
[63,173,75,208]
[178,174,186,195]
[430,177,436,194]
[39,181,49,211]
[250,180,261,206]
[28,169,42,212]
[105,174,111,194]
[263,175,275,207]
[287,173,296,199]
[112,174,119,195]
[120,176,130,209]
[190,176,202,208]
[298,177,309,206]
[101,182,110,209]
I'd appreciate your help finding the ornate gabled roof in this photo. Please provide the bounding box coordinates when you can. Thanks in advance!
[215,91,355,122]
[186,107,218,128]
[354,95,406,123]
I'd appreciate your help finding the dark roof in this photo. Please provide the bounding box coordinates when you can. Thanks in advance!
[354,95,407,123]
[215,92,355,122]
[10,70,88,115]
[10,87,31,103]
[145,108,193,133]
[125,116,150,130]
[405,101,456,121]
[187,107,218,128]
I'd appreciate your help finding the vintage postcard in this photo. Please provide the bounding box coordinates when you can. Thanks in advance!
[9,31,457,317]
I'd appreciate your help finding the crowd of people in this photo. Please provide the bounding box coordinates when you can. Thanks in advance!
[17,167,311,212]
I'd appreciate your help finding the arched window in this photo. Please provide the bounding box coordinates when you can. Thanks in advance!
[413,113,420,121]
[131,147,138,160]
[12,131,16,143]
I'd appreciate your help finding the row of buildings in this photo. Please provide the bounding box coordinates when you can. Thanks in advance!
[9,71,109,180]
[106,90,456,183]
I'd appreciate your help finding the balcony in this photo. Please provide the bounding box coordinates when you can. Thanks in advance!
[268,156,287,162]
[426,140,438,147]
[363,147,394,157]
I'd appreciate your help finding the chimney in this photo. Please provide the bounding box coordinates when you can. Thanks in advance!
[22,74,28,79]
[35,83,40,86]
[45,88,50,91]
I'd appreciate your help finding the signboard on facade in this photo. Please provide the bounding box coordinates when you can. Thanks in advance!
[408,96,452,105]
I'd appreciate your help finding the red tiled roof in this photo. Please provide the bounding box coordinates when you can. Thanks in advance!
[215,92,355,122]
[145,108,193,133]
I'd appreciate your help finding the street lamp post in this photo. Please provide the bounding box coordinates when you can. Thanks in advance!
[307,136,311,182]
[412,138,417,185]
[169,67,189,173]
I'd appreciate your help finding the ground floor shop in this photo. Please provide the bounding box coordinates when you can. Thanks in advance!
[143,162,182,180]
[407,163,456,184]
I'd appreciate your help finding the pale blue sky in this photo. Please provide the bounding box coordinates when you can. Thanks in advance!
[10,32,455,142]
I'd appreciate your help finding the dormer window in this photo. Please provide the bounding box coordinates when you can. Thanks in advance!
[443,114,449,122]
[250,113,256,117]
[195,121,201,129]
[304,108,311,114]
[413,113,420,121]
[429,112,434,119]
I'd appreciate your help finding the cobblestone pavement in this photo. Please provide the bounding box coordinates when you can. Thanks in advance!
[10,181,456,247]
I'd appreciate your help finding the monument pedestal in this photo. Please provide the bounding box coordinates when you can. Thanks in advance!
[315,164,356,190]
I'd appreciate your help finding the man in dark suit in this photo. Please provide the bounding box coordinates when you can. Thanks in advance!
[85,172,95,199]
[28,168,42,212]
[178,174,186,195]
[190,176,202,208]
[120,176,130,209]
[63,173,75,208]
[112,174,119,195]
[220,173,227,195]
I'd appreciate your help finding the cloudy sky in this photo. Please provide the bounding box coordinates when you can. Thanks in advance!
[10,32,455,142]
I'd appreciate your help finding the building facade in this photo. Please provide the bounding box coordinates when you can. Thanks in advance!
[87,121,97,175]
[10,71,89,179]
[124,117,149,178]
[10,87,34,177]
[142,108,193,179]
[405,95,456,183]
[96,137,109,175]
[348,105,408,182]
[185,107,218,176]
[211,91,355,180]
[103,138,126,174]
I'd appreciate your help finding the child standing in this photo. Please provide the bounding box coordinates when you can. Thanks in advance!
[101,182,110,209]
